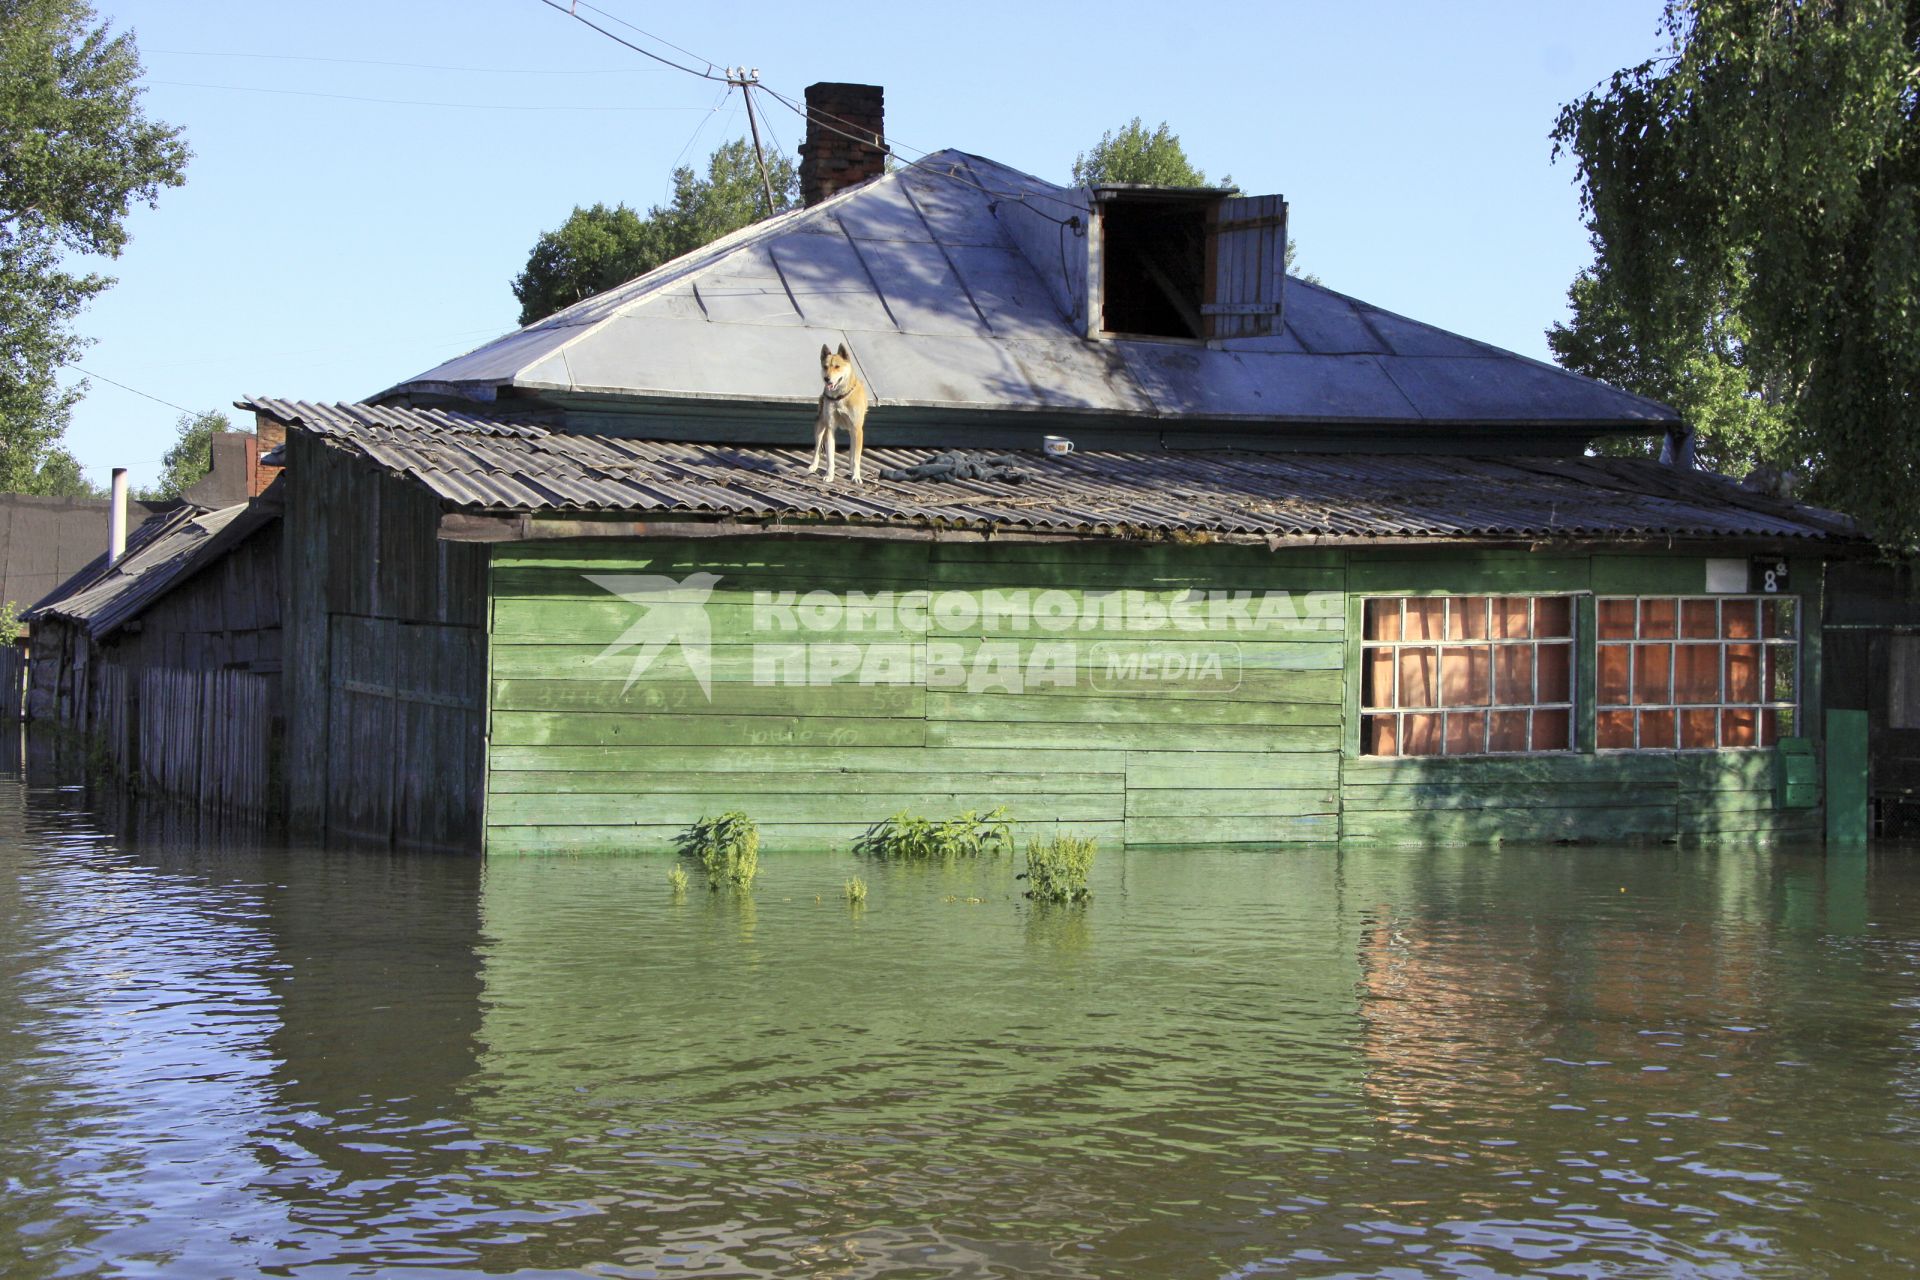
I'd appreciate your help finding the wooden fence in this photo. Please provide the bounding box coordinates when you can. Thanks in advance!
[135,667,275,813]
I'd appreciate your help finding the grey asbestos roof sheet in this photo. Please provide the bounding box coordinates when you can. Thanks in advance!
[384,152,1677,432]
[244,398,1852,544]
[29,500,278,638]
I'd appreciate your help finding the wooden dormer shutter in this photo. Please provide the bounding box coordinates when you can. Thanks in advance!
[1203,195,1288,339]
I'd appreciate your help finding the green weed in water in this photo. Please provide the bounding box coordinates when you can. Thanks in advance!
[667,864,689,894]
[854,806,1012,861]
[677,811,760,889]
[1025,834,1096,903]
[844,876,868,904]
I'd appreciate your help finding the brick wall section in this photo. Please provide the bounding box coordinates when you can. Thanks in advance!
[799,82,886,207]
[253,417,286,496]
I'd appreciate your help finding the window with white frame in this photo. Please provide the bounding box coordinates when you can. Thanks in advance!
[1360,596,1576,756]
[1595,596,1798,750]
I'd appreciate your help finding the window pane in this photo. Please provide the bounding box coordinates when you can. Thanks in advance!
[1403,712,1440,755]
[1775,706,1797,737]
[1769,645,1796,702]
[1680,708,1718,749]
[1722,708,1757,747]
[1633,643,1672,705]
[1365,714,1398,756]
[1598,599,1636,640]
[1761,708,1780,746]
[1722,599,1759,639]
[1534,597,1572,638]
[1532,709,1571,751]
[1449,597,1489,640]
[1364,598,1401,641]
[1538,643,1572,703]
[1491,597,1530,638]
[1363,648,1394,708]
[1406,598,1444,640]
[1598,644,1630,705]
[1682,599,1718,638]
[1441,646,1491,706]
[1493,646,1532,704]
[1765,599,1797,639]
[1444,711,1487,755]
[1399,647,1436,707]
[1640,598,1676,639]
[1598,709,1635,749]
[1726,643,1761,703]
[1638,709,1676,750]
[1489,710,1530,752]
[1675,645,1720,703]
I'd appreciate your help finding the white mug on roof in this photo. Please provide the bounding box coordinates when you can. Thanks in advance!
[1043,436,1075,457]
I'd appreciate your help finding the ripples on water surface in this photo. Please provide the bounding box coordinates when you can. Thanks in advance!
[2,768,1919,1278]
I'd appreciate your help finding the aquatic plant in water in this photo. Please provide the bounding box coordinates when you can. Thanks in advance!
[677,811,760,889]
[1024,834,1096,903]
[844,876,867,904]
[853,806,1012,861]
[667,865,689,894]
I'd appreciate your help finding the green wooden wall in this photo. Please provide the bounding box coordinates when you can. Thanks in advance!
[484,538,1826,854]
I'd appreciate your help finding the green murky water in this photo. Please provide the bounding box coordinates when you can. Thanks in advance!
[2,763,1918,1277]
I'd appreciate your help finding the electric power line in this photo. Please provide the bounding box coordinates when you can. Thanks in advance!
[67,367,196,416]
[149,79,709,112]
[568,0,728,77]
[149,48,645,76]
[533,0,727,81]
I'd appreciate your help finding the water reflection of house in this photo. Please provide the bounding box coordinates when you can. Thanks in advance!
[25,83,1871,851]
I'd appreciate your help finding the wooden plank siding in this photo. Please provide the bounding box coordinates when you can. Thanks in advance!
[483,538,1829,854]
[283,433,489,848]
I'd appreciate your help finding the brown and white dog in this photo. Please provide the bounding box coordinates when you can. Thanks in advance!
[809,342,870,484]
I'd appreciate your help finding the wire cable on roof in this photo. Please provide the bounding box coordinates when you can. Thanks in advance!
[753,84,1087,227]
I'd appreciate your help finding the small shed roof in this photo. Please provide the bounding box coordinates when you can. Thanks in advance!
[384,152,1676,436]
[28,499,279,639]
[246,398,1854,545]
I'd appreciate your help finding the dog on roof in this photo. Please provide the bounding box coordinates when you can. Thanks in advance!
[809,342,871,484]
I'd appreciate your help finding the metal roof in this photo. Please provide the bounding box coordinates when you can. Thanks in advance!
[383,152,1678,433]
[244,398,1854,544]
[28,500,279,638]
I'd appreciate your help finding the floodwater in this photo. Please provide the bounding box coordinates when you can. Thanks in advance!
[2,760,1918,1277]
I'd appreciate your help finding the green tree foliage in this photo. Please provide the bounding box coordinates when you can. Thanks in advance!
[512,138,797,325]
[1071,118,1215,188]
[1,0,187,493]
[1551,0,1920,546]
[1071,117,1315,282]
[138,409,229,500]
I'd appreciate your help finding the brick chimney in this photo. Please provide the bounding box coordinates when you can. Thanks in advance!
[799,82,886,207]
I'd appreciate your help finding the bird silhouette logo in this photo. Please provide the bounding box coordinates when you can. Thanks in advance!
[586,572,721,698]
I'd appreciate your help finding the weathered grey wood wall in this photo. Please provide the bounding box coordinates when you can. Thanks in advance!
[0,645,23,722]
[282,432,487,848]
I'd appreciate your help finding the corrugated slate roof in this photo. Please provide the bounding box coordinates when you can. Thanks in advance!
[245,398,1854,544]
[28,500,278,638]
[383,152,1677,433]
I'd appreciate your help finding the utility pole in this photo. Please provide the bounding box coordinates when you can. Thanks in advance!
[728,67,778,217]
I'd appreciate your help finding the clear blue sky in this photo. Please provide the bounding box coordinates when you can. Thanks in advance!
[64,0,1670,489]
